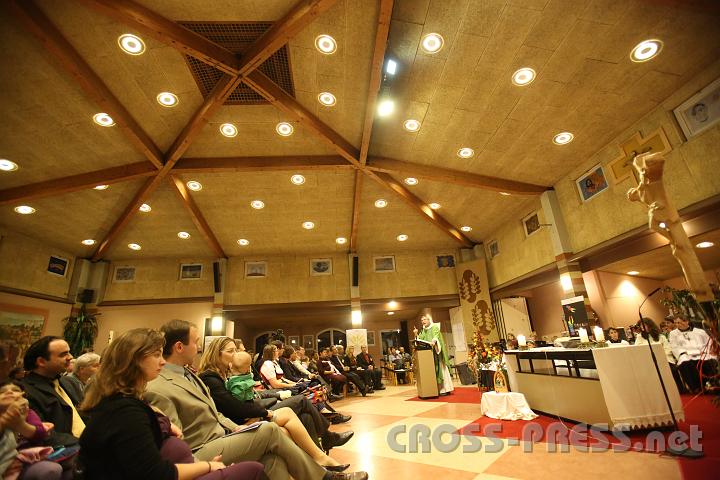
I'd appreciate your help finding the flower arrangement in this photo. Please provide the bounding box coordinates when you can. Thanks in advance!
[467,331,504,373]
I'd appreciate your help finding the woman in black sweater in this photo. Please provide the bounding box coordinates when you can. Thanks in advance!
[78,328,264,480]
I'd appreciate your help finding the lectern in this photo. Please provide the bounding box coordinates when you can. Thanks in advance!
[413,339,439,399]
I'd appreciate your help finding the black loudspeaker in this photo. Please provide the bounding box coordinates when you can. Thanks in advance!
[352,256,359,287]
[213,262,221,293]
[400,320,409,350]
[77,289,95,304]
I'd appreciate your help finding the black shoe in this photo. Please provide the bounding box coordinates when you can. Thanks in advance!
[325,430,354,449]
[324,464,350,472]
[332,413,352,424]
[375,385,385,390]
[329,393,343,402]
[361,387,367,397]
[324,471,368,480]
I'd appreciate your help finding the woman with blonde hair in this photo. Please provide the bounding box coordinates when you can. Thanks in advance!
[79,329,264,480]
[198,337,349,471]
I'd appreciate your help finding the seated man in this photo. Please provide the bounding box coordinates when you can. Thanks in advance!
[387,348,406,384]
[145,320,366,480]
[399,347,412,366]
[355,345,385,390]
[668,316,718,393]
[21,336,83,446]
[62,351,100,402]
[319,348,347,396]
[331,346,368,396]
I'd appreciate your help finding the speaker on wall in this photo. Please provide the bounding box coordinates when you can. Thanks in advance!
[77,289,95,304]
[352,256,359,287]
[213,262,221,293]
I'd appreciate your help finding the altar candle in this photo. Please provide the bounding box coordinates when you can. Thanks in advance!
[578,328,589,343]
[517,335,527,347]
[593,326,605,342]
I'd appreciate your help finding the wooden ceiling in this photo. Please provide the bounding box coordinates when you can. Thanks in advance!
[1,0,720,261]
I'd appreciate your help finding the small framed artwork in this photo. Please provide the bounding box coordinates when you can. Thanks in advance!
[576,164,609,203]
[436,254,455,268]
[373,255,396,273]
[303,335,315,349]
[522,212,541,237]
[113,266,136,283]
[366,330,376,347]
[673,77,720,140]
[47,255,68,277]
[288,335,300,346]
[179,263,203,280]
[488,240,499,259]
[245,261,267,278]
[310,258,332,276]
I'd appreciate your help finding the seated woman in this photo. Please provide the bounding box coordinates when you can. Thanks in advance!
[344,346,374,393]
[197,338,350,470]
[260,344,298,390]
[278,347,307,383]
[78,328,264,480]
[607,327,629,345]
[634,317,686,393]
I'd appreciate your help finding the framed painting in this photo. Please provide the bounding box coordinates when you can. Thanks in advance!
[113,266,136,283]
[47,255,68,277]
[303,335,315,349]
[436,254,455,268]
[245,261,267,279]
[179,263,203,280]
[576,164,609,203]
[310,258,332,276]
[0,304,48,370]
[488,240,499,259]
[522,212,541,237]
[288,335,300,347]
[373,255,395,273]
[673,77,720,140]
[366,330,376,347]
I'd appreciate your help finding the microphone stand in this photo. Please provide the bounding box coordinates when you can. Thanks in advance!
[638,288,703,459]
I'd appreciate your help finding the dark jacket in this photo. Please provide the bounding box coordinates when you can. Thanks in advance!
[198,370,268,425]
[21,372,81,446]
[278,357,305,382]
[356,352,376,369]
[79,394,177,480]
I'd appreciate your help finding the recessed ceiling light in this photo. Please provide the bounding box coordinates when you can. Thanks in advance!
[460,226,472,232]
[117,33,145,55]
[156,92,178,107]
[397,234,408,242]
[302,221,315,230]
[317,92,336,106]
[291,174,305,185]
[457,147,475,158]
[387,311,395,315]
[139,203,152,212]
[237,238,250,246]
[14,205,35,215]
[659,222,667,229]
[335,237,347,245]
[93,185,109,190]
[627,271,639,276]
[421,33,444,54]
[219,123,237,137]
[386,59,397,75]
[315,34,337,54]
[404,177,418,186]
[403,119,421,132]
[250,200,265,209]
[186,181,202,191]
[511,67,536,86]
[81,239,96,246]
[276,122,294,136]
[128,243,142,250]
[177,231,190,239]
[630,39,663,62]
[0,159,18,171]
[500,192,511,196]
[553,132,574,145]
[374,199,388,208]
[429,203,441,210]
[93,113,115,127]
[377,99,394,117]
[696,241,715,249]
[388,300,398,308]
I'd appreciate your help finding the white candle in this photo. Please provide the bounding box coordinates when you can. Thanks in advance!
[517,335,527,347]
[578,328,589,343]
[593,326,605,342]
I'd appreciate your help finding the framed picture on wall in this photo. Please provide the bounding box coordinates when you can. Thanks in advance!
[373,255,395,273]
[245,261,267,278]
[0,303,48,369]
[113,266,136,283]
[179,263,203,280]
[488,240,499,259]
[303,335,315,349]
[575,164,609,203]
[673,77,720,140]
[47,255,68,277]
[288,335,300,347]
[522,212,541,237]
[436,254,455,268]
[310,258,332,276]
[366,330,376,346]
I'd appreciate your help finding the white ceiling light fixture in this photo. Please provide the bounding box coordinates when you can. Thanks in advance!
[387,311,395,315]
[403,119,421,132]
[237,238,250,246]
[386,59,398,75]
[317,92,336,106]
[374,199,388,208]
[177,231,190,239]
[335,237,347,245]
[658,222,667,229]
[93,113,115,127]
[128,243,142,251]
[14,206,35,215]
[388,300,398,309]
[500,192,511,196]
[0,159,18,171]
[511,67,536,86]
[81,239,96,246]
[93,185,109,190]
[186,180,202,191]
[627,271,640,276]
[117,33,145,55]
[396,234,408,242]
[276,122,294,136]
[460,226,472,232]
[290,174,305,185]
[630,39,663,62]
[696,241,715,249]
[156,92,179,107]
[421,33,444,54]
[377,99,394,117]
[250,200,265,209]
[219,123,238,138]
[404,177,418,186]
[139,203,152,212]
[315,34,337,54]
[553,132,574,145]
[429,203,441,210]
[457,147,475,158]
[302,221,315,230]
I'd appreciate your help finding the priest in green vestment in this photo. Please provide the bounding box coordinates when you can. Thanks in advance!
[413,313,454,395]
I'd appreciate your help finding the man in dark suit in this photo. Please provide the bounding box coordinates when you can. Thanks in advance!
[21,336,84,446]
[330,346,367,396]
[355,345,385,390]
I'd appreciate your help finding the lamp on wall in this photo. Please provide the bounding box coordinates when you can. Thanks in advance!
[560,274,573,291]
[351,309,362,326]
[210,315,224,334]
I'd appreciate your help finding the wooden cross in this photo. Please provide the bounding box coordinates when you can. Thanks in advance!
[608,127,672,184]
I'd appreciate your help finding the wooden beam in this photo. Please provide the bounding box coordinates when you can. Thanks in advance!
[367,157,550,195]
[359,0,394,165]
[76,0,240,74]
[364,170,474,248]
[0,162,157,205]
[350,172,363,252]
[244,70,361,168]
[237,0,338,76]
[91,175,165,261]
[7,0,164,169]
[173,155,352,173]
[169,175,226,258]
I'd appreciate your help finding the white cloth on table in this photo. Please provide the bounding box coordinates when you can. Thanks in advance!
[480,391,538,420]
[634,335,675,364]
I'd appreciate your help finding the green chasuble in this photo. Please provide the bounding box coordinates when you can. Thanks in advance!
[418,323,451,385]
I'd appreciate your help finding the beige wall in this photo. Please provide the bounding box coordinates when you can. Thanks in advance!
[104,258,215,301]
[525,281,566,340]
[0,230,75,298]
[583,271,665,329]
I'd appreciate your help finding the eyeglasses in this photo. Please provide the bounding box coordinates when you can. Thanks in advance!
[221,348,238,354]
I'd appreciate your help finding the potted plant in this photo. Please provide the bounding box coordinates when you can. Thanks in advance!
[63,304,99,357]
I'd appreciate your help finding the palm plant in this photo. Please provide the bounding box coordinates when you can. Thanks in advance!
[63,304,99,357]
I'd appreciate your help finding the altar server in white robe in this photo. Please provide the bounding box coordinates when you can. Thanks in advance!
[668,316,718,393]
[413,314,454,395]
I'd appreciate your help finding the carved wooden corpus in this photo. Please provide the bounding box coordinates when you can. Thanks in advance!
[627,152,712,301]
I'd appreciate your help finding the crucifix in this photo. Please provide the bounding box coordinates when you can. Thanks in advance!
[609,128,671,184]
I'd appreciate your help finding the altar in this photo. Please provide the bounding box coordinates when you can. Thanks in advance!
[504,344,684,429]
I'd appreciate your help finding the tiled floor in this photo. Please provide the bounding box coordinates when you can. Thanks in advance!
[327,383,685,480]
